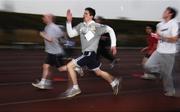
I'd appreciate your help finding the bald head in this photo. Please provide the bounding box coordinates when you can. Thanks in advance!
[42,14,55,24]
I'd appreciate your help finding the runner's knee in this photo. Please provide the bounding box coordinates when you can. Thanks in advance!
[43,64,50,70]
[67,61,75,69]
[58,65,67,72]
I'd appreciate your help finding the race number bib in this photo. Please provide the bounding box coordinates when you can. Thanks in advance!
[85,31,94,41]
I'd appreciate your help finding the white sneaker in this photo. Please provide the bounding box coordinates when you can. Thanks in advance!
[141,73,156,80]
[32,81,53,89]
[164,90,176,97]
[59,88,81,99]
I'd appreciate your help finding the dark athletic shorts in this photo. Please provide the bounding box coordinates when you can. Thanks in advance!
[73,51,101,71]
[44,53,65,68]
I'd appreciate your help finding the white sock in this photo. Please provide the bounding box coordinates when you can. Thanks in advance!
[110,80,116,88]
[72,84,79,90]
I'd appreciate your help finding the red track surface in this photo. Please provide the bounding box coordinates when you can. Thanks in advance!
[0,49,180,112]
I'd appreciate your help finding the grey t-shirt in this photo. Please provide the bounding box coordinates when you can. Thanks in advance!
[74,22,109,53]
[44,23,64,54]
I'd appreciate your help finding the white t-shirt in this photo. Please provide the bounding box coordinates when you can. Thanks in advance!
[156,19,179,54]
[177,39,180,53]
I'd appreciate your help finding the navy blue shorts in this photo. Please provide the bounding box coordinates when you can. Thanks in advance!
[44,53,65,68]
[73,51,101,71]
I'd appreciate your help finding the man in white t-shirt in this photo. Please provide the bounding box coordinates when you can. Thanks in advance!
[144,7,179,97]
[177,23,180,52]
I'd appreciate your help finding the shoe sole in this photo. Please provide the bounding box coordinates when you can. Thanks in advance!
[32,83,52,90]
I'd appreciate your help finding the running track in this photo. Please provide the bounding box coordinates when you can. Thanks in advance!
[0,48,180,112]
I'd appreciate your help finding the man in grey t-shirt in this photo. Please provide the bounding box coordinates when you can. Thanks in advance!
[60,7,122,98]
[32,14,68,89]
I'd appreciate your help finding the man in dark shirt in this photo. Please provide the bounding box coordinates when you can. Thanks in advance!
[95,16,119,69]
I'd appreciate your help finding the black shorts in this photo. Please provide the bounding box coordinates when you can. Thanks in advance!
[44,53,65,68]
[73,51,101,71]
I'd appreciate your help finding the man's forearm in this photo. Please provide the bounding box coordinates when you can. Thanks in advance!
[106,26,116,47]
[40,32,53,42]
[161,36,178,43]
[66,22,78,38]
